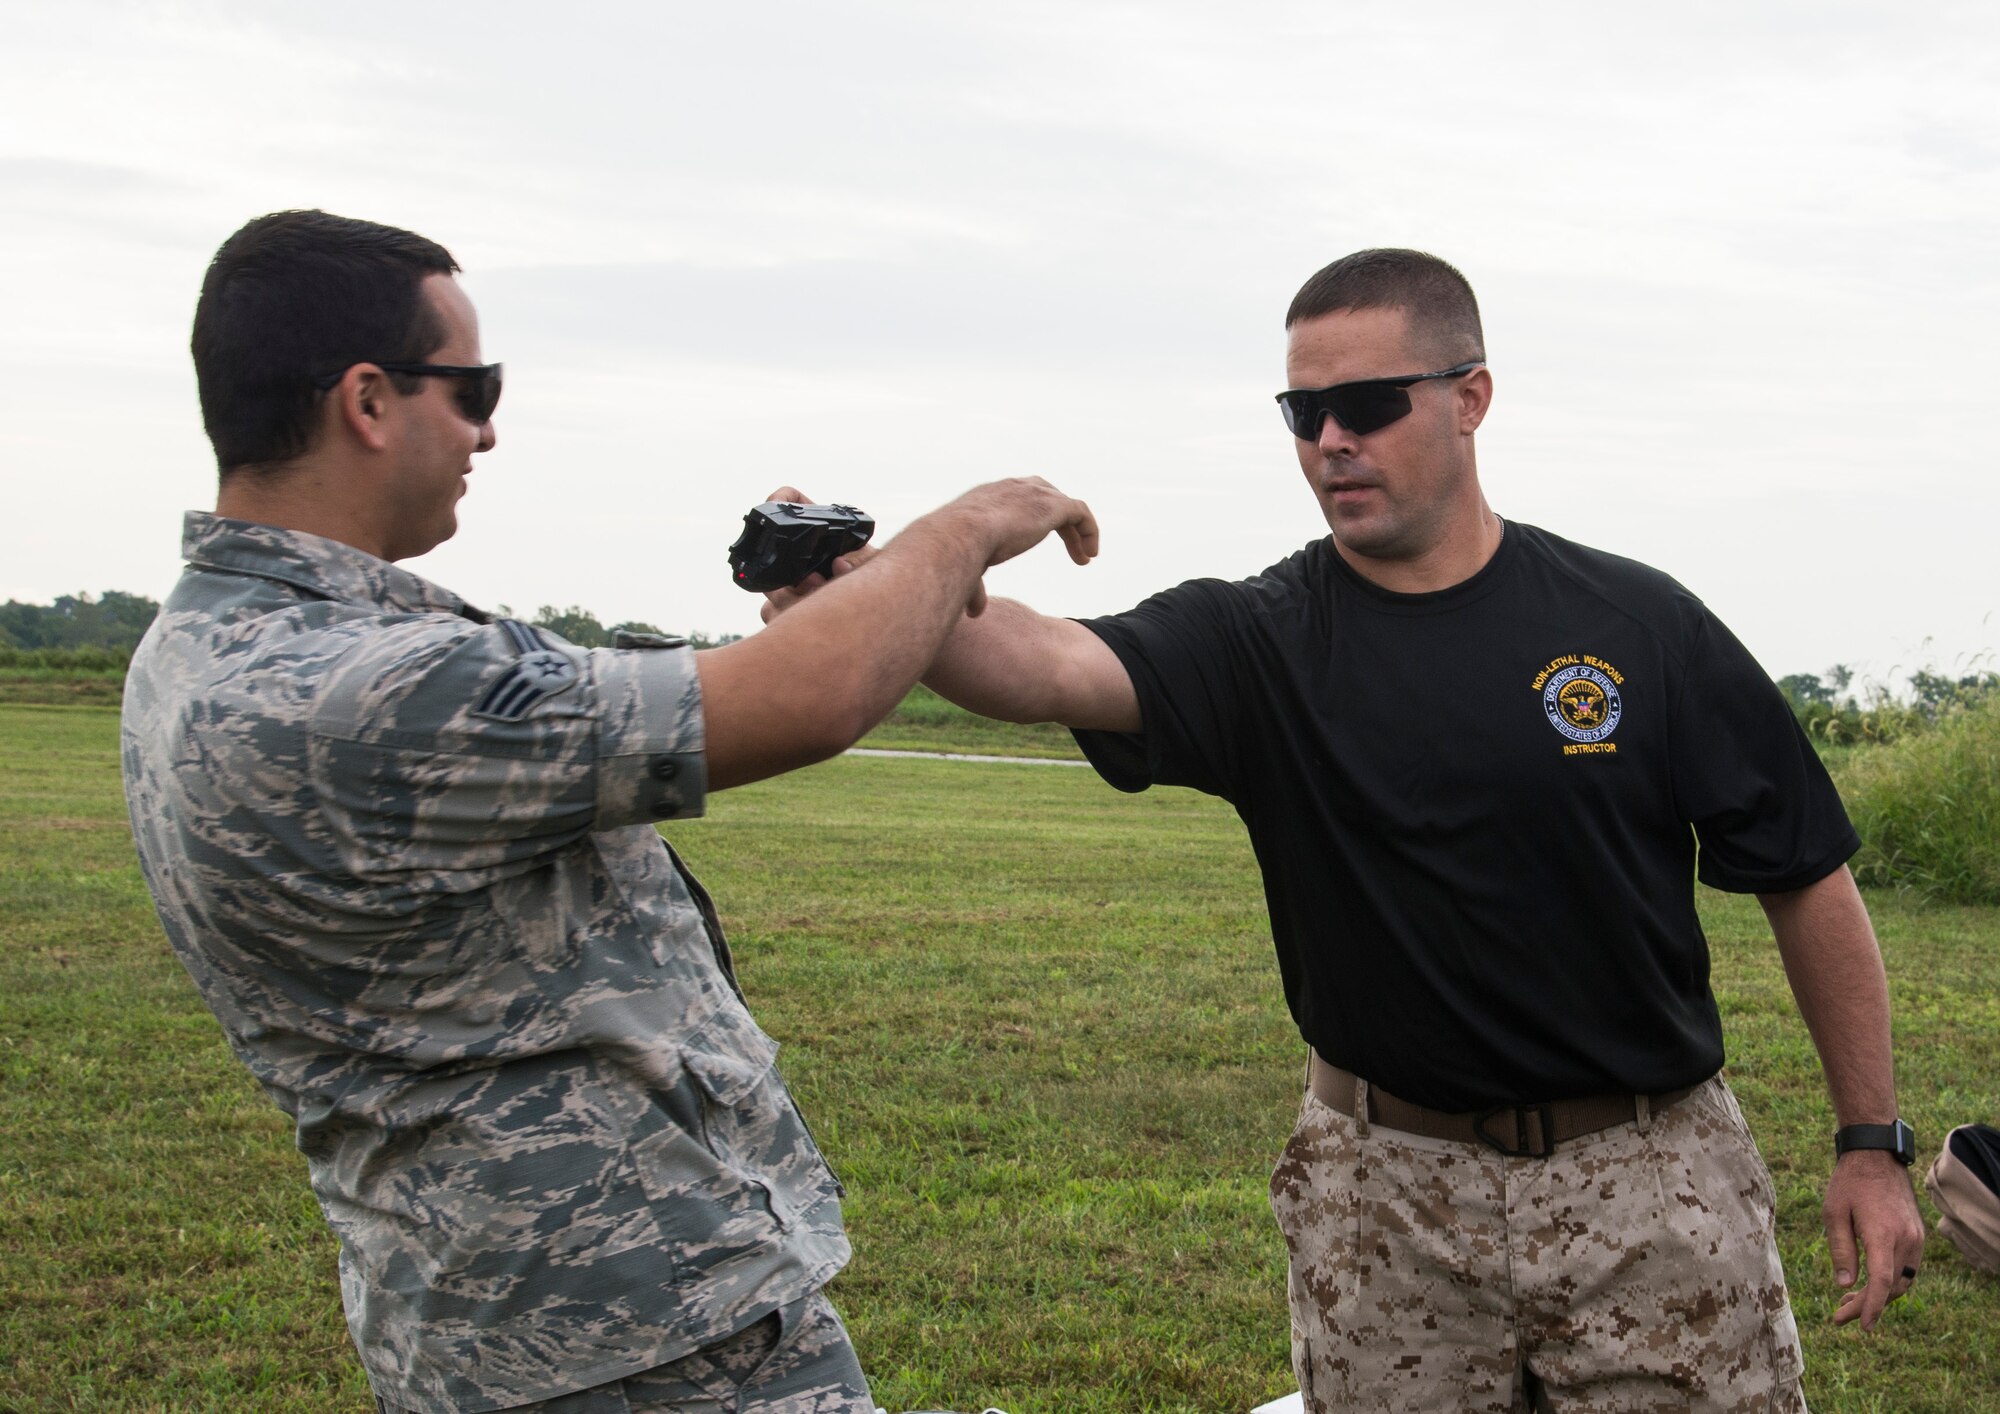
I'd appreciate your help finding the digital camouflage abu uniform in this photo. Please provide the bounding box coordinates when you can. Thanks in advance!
[121,512,848,1414]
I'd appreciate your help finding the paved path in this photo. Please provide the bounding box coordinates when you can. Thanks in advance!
[844,747,1092,767]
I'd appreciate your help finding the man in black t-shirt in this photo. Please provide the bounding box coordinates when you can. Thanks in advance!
[768,250,1925,1411]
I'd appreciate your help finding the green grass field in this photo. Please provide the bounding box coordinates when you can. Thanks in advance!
[3,703,1996,1412]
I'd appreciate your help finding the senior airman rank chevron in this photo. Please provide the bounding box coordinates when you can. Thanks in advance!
[472,619,581,721]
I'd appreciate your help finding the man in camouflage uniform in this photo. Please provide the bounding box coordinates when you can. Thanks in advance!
[776,249,1931,1410]
[122,210,1095,1413]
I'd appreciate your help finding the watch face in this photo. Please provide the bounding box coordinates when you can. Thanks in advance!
[1893,1119,1917,1165]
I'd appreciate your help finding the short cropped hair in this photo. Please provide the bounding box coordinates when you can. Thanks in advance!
[1285,248,1485,366]
[192,210,459,474]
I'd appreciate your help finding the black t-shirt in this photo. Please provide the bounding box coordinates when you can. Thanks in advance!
[1074,522,1858,1110]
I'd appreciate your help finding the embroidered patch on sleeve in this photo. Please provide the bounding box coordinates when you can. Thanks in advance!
[472,621,581,721]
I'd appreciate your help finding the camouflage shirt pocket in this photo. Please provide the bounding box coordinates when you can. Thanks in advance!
[682,1009,842,1224]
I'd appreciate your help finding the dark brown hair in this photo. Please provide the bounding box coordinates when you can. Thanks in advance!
[192,210,459,474]
[1285,248,1485,365]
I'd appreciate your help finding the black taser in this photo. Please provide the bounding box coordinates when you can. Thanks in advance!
[726,502,875,592]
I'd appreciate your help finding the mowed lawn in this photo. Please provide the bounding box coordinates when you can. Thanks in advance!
[2,703,1996,1413]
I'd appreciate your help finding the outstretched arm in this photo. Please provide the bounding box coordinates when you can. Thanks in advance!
[760,490,1142,734]
[921,595,1140,733]
[697,477,1098,788]
[1758,865,1925,1332]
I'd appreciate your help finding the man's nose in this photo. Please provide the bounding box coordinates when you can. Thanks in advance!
[1315,412,1359,456]
[476,419,497,454]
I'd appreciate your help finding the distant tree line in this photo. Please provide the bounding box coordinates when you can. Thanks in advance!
[0,592,161,653]
[0,592,742,668]
[505,605,742,651]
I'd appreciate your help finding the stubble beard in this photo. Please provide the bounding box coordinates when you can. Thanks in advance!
[1321,474,1464,566]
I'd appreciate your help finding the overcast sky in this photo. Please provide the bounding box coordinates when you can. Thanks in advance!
[4,1,1995,687]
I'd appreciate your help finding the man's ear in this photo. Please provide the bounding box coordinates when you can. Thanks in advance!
[330,364,395,453]
[1457,367,1493,435]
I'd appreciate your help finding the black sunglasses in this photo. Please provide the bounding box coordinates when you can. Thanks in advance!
[1275,360,1484,440]
[313,361,504,424]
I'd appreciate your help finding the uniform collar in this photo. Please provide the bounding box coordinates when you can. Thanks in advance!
[180,510,485,619]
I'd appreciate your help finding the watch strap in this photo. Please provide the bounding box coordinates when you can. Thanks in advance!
[1833,1119,1916,1165]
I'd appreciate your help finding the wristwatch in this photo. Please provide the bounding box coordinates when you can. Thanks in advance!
[1833,1119,1917,1166]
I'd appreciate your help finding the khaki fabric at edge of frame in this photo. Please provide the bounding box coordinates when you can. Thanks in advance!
[1924,1123,2000,1274]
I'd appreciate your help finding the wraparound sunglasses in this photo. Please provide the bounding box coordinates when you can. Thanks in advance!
[313,361,504,425]
[1276,360,1484,440]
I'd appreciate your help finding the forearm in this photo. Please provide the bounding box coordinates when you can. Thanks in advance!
[925,594,1140,732]
[698,510,996,785]
[730,477,1124,752]
[1759,866,1898,1126]
[782,512,992,731]
[1763,864,1926,1328]
[923,597,1072,723]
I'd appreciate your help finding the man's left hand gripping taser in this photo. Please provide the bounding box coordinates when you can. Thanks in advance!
[727,501,876,592]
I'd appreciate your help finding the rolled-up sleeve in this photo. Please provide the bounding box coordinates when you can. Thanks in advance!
[588,637,707,827]
[307,617,706,883]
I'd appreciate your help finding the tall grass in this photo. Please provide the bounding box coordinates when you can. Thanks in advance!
[0,645,131,671]
[0,648,126,707]
[1839,696,2000,905]
[1795,698,1930,748]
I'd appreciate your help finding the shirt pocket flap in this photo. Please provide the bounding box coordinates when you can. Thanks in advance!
[681,1011,780,1108]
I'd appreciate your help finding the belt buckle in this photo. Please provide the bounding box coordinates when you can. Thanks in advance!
[1473,1103,1557,1158]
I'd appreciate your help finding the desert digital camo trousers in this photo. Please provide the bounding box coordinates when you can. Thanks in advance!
[377,1289,874,1414]
[1269,1074,1807,1413]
